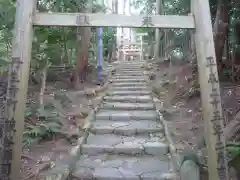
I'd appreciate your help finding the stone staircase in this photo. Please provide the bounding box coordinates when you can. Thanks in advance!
[72,60,177,180]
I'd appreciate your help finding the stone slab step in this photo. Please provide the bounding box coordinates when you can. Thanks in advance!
[114,73,144,76]
[111,76,148,80]
[81,133,169,155]
[110,86,150,91]
[90,120,164,136]
[111,82,147,87]
[115,70,143,73]
[116,68,143,71]
[120,61,145,63]
[115,72,144,75]
[95,110,158,121]
[103,95,152,103]
[113,70,146,75]
[110,78,147,83]
[102,102,155,110]
[118,64,143,66]
[119,63,145,66]
[72,154,176,180]
[116,69,143,71]
[119,63,145,65]
[117,67,144,69]
[106,90,151,96]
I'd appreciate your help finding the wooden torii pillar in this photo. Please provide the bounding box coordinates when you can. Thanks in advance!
[136,33,148,61]
[155,0,163,61]
[4,0,228,179]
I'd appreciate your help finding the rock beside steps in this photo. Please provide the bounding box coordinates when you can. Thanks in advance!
[72,60,177,180]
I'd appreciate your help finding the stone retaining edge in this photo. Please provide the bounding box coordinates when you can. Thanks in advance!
[43,69,113,180]
[153,97,200,180]
[145,56,200,180]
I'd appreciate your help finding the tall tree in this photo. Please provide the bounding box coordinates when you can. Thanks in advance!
[213,0,229,72]
[71,1,92,89]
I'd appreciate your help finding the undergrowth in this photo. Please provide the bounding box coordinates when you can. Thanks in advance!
[23,102,63,147]
[23,90,73,147]
[197,137,240,179]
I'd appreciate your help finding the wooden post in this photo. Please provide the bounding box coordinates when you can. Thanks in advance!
[120,36,124,60]
[154,0,162,61]
[140,35,143,61]
[129,0,132,41]
[112,0,118,61]
[164,18,168,60]
[97,27,103,84]
[191,0,229,180]
[3,0,36,179]
[97,0,104,85]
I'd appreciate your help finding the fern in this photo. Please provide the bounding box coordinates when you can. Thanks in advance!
[23,103,64,147]
[227,142,240,171]
[198,137,240,171]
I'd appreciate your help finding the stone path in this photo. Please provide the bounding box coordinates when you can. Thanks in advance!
[72,60,177,180]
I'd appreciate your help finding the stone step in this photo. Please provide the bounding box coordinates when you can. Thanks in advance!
[117,68,143,70]
[102,102,155,110]
[111,82,147,87]
[95,110,158,121]
[72,154,176,180]
[81,133,169,156]
[115,72,144,75]
[103,95,152,103]
[110,86,150,91]
[119,62,145,65]
[90,120,164,136]
[118,66,143,69]
[115,70,143,73]
[106,90,151,96]
[114,73,144,76]
[117,68,143,71]
[111,76,148,80]
[116,68,143,70]
[119,63,145,66]
[116,68,143,71]
[118,63,143,65]
[110,78,147,83]
[120,61,145,63]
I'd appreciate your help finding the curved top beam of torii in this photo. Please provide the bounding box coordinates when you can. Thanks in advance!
[33,13,195,29]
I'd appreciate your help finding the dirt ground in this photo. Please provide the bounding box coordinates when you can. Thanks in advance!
[20,67,110,179]
[149,59,240,180]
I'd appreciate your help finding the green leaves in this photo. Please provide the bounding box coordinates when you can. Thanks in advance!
[1,0,114,74]
[28,125,47,137]
[197,137,240,170]
[23,120,62,147]
[227,142,240,161]
[0,58,8,66]
[24,103,63,147]
[226,142,240,171]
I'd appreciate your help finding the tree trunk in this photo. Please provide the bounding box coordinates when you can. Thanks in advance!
[234,22,240,65]
[72,3,92,89]
[72,27,91,89]
[213,0,229,72]
[62,28,69,64]
[39,67,47,106]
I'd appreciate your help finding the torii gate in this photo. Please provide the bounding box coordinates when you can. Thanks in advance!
[3,0,228,180]
[118,33,148,61]
[119,43,142,61]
